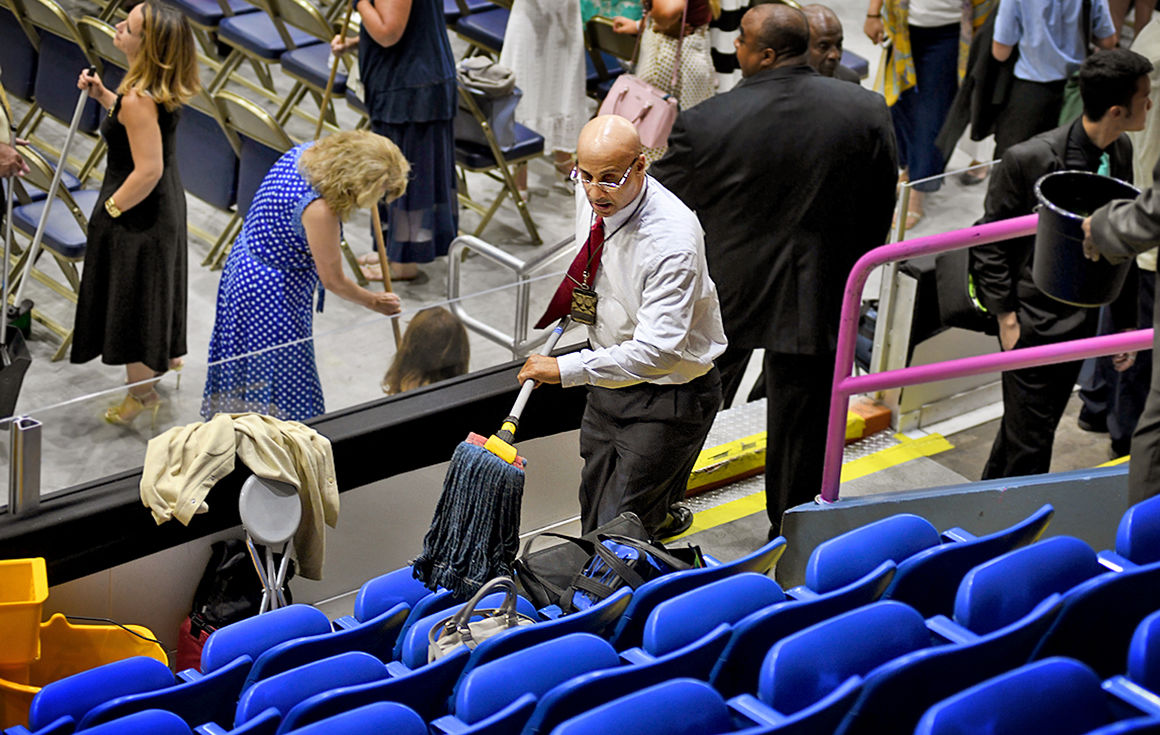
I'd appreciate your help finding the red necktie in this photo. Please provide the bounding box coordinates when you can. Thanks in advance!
[535,217,605,329]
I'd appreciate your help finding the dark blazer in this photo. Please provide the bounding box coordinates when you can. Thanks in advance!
[971,122,1133,338]
[650,64,897,355]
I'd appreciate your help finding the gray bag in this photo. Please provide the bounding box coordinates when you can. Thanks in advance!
[455,58,521,148]
[427,576,536,662]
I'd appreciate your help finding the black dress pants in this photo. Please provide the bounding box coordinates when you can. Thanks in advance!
[993,78,1067,158]
[578,368,722,535]
[1130,271,1160,505]
[764,351,836,531]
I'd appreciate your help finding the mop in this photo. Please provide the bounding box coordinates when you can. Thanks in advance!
[412,317,570,597]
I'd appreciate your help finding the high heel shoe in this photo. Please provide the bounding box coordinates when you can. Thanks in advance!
[105,389,162,429]
[154,359,184,390]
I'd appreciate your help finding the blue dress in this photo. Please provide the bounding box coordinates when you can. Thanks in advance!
[202,144,327,421]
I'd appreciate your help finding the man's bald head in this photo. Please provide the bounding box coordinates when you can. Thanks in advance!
[735,4,810,76]
[574,115,647,218]
[802,4,844,76]
[577,114,642,162]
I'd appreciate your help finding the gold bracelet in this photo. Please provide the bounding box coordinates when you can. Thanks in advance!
[104,196,122,218]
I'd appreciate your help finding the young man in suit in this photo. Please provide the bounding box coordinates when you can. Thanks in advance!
[972,49,1153,480]
[650,3,898,536]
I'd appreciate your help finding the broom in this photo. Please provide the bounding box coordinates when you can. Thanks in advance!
[412,316,570,597]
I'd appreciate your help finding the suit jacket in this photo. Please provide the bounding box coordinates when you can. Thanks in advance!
[650,64,897,355]
[971,122,1133,339]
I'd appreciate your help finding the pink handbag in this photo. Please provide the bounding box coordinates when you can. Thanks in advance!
[597,5,688,149]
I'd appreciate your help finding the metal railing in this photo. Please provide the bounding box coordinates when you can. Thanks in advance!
[821,213,1155,503]
[447,234,576,359]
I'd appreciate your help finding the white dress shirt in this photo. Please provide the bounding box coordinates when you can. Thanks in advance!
[556,175,727,389]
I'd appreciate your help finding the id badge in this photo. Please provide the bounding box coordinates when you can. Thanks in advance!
[570,287,599,325]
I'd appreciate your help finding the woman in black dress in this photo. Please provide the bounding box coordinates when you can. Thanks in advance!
[72,1,199,426]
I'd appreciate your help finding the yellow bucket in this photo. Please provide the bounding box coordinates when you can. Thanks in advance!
[0,613,168,729]
[0,558,48,666]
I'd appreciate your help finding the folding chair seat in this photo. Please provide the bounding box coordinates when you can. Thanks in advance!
[266,0,351,125]
[451,0,508,56]
[840,49,869,79]
[585,16,633,101]
[159,0,260,60]
[283,701,427,735]
[454,84,544,244]
[233,652,389,728]
[584,51,623,99]
[241,602,409,688]
[550,679,735,735]
[443,0,496,26]
[1031,560,1160,677]
[834,594,1064,735]
[275,646,471,731]
[710,561,896,698]
[882,504,1054,617]
[209,0,321,103]
[607,535,786,650]
[915,658,1121,735]
[429,633,620,735]
[174,89,241,251]
[8,146,100,359]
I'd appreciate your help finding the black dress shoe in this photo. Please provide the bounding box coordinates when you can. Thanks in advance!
[656,504,694,539]
[1077,414,1108,433]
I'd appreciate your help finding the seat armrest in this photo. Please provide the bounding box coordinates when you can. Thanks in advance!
[177,668,205,683]
[703,554,722,567]
[786,585,820,601]
[195,724,229,735]
[1103,676,1160,717]
[940,527,976,543]
[1098,551,1138,572]
[618,647,654,665]
[539,605,564,620]
[429,714,469,734]
[386,660,413,677]
[727,694,785,728]
[926,615,979,644]
[333,615,359,630]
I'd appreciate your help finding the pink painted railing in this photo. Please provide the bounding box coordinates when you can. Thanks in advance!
[820,213,1155,503]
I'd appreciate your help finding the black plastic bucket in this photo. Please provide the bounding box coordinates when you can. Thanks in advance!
[1032,170,1139,307]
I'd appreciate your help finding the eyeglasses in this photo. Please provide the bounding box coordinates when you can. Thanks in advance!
[569,162,635,191]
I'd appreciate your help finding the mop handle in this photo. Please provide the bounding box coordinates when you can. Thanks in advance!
[508,316,570,423]
[3,172,13,316]
[13,68,93,307]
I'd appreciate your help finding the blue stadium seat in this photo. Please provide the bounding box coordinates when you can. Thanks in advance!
[710,561,895,697]
[915,658,1119,735]
[391,589,458,661]
[1030,560,1160,676]
[200,604,332,675]
[1085,720,1160,735]
[430,633,620,735]
[550,679,735,735]
[1100,607,1160,718]
[80,709,191,735]
[1107,494,1160,568]
[234,651,389,727]
[951,536,1105,636]
[804,514,941,595]
[354,566,437,622]
[282,702,427,735]
[607,535,786,650]
[395,591,540,670]
[26,656,174,732]
[242,602,408,689]
[883,504,1054,617]
[276,646,471,731]
[835,594,1064,735]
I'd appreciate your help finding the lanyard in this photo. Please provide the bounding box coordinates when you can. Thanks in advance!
[576,181,649,288]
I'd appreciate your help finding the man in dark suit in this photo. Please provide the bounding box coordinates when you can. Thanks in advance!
[971,48,1152,479]
[650,3,897,535]
[802,4,861,83]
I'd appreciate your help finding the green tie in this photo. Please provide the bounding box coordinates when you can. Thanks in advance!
[1098,152,1111,177]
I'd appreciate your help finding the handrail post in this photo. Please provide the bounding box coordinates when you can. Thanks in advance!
[8,416,41,517]
[820,214,1040,503]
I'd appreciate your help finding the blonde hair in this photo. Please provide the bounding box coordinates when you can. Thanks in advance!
[117,1,200,111]
[299,130,411,221]
[382,307,470,395]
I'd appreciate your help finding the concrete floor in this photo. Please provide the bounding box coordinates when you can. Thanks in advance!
[2,0,1127,509]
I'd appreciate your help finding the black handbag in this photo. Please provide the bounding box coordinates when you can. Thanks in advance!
[935,248,998,335]
[513,512,650,610]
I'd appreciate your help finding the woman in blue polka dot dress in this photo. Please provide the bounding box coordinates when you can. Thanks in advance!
[202,130,410,421]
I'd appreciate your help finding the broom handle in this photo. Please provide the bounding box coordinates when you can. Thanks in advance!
[314,2,356,142]
[371,203,402,347]
[14,70,91,307]
[508,316,569,422]
[3,173,12,344]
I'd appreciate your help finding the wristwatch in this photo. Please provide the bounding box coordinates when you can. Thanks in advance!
[104,196,122,218]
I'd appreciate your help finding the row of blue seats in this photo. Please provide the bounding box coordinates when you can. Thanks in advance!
[10,494,1160,735]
